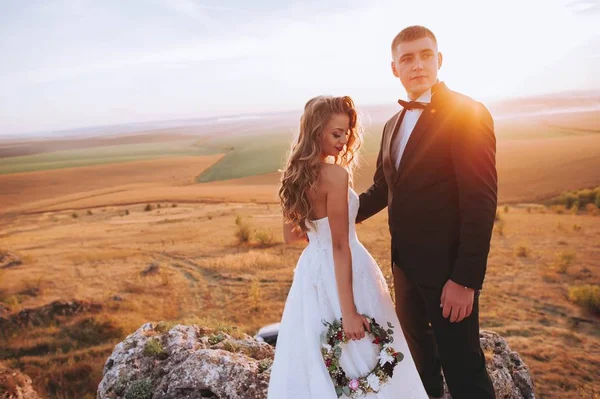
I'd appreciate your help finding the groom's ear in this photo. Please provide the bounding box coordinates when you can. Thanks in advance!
[437,51,443,70]
[391,61,399,78]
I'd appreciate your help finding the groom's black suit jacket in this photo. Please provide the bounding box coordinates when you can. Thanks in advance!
[356,82,497,290]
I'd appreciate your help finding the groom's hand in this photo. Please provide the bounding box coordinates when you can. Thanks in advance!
[440,279,474,323]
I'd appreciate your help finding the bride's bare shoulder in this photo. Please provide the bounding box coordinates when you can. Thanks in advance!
[320,164,348,190]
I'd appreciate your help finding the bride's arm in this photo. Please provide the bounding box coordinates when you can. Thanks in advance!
[282,220,308,244]
[326,166,369,340]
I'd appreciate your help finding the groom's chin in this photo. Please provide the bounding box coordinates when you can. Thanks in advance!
[409,79,434,92]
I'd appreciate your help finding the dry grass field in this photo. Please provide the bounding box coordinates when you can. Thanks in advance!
[0,131,199,159]
[2,133,599,216]
[0,155,224,213]
[1,198,599,398]
[1,101,599,398]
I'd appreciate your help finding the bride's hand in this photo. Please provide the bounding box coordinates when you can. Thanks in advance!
[342,312,371,341]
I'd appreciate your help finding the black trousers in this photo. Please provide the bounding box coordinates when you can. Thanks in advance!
[393,265,496,399]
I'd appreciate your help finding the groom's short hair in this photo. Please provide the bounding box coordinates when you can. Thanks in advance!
[391,25,438,52]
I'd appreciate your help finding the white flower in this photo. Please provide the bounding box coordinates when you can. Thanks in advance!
[367,373,381,391]
[321,343,332,351]
[383,343,395,351]
[378,349,395,366]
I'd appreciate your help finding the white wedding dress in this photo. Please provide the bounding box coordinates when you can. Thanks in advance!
[267,187,428,398]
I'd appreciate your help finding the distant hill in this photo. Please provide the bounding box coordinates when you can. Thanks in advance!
[2,88,598,142]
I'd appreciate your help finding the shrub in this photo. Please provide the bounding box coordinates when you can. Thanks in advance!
[154,321,176,334]
[547,186,600,209]
[493,221,505,236]
[577,188,596,206]
[124,379,153,399]
[553,251,575,273]
[255,229,274,246]
[222,339,240,353]
[570,203,579,214]
[143,338,167,359]
[258,359,273,373]
[515,243,529,258]
[208,333,226,345]
[234,216,252,244]
[568,285,600,314]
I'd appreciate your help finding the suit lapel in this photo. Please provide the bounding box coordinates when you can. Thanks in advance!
[393,82,448,187]
[382,109,406,183]
[386,109,406,166]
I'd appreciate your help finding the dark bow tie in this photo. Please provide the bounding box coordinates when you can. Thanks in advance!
[398,99,428,110]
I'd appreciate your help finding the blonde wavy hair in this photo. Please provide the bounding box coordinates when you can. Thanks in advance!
[278,95,363,233]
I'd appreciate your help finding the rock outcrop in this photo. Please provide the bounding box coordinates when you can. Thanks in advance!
[0,251,21,269]
[438,330,535,399]
[0,363,41,399]
[98,324,535,399]
[98,322,274,399]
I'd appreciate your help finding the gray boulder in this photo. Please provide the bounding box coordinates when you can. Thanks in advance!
[98,324,534,399]
[97,322,274,399]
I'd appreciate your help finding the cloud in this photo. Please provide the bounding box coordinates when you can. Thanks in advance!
[4,35,261,85]
[1,0,375,87]
[567,0,600,14]
[159,0,223,32]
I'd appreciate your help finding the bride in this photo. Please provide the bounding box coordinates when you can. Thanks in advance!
[267,95,428,398]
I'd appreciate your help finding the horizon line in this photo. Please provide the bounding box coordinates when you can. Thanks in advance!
[2,87,600,140]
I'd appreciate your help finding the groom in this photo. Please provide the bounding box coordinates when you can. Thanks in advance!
[356,26,497,398]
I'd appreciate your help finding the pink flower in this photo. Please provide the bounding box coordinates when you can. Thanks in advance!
[349,379,360,390]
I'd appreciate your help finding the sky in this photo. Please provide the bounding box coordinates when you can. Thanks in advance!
[1,0,599,136]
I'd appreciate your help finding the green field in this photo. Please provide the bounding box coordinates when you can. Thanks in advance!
[195,126,384,183]
[0,140,219,175]
[196,132,292,182]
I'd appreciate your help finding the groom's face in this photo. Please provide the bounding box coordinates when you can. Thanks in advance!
[391,37,442,100]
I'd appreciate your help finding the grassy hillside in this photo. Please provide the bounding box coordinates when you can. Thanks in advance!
[196,133,293,183]
[195,110,600,183]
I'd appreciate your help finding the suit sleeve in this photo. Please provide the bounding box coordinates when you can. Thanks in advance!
[450,102,498,290]
[356,122,389,223]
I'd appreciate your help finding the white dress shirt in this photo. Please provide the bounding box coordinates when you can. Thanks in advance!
[392,89,432,170]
